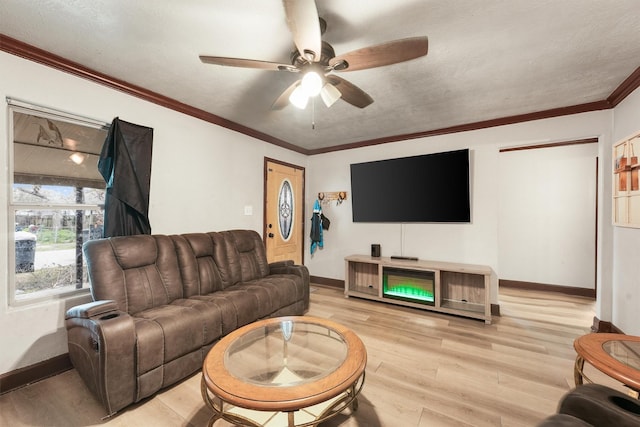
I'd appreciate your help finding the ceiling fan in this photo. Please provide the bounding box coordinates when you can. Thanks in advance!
[199,0,428,110]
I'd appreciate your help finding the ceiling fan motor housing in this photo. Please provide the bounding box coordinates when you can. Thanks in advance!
[290,41,336,68]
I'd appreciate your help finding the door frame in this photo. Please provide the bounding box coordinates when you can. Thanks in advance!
[263,157,306,264]
[498,138,599,298]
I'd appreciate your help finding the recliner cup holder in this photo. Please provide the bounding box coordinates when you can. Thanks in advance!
[100,313,119,320]
[610,395,640,415]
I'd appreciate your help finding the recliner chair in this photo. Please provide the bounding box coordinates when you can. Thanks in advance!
[538,384,640,426]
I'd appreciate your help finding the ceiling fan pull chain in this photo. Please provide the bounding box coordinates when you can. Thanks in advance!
[312,97,316,130]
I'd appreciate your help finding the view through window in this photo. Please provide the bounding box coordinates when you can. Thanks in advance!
[9,105,108,302]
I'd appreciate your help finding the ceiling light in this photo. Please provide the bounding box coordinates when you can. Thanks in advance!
[320,84,342,108]
[300,71,323,97]
[289,85,309,109]
[69,152,86,165]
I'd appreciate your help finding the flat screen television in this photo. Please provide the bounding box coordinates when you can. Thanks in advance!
[350,149,470,223]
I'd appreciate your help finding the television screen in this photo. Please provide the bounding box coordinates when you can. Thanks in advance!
[350,149,470,223]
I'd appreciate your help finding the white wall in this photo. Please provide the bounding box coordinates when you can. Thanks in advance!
[0,52,307,373]
[611,87,640,335]
[498,143,598,288]
[2,47,634,375]
[306,112,613,307]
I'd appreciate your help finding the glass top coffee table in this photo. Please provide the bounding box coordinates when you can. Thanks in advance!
[201,316,367,427]
[574,333,640,391]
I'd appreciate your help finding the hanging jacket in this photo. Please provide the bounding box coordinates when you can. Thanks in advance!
[310,200,323,254]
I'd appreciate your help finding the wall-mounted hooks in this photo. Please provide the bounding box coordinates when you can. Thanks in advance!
[318,191,347,205]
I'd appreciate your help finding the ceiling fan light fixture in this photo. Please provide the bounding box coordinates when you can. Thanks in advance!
[289,85,309,109]
[69,152,86,165]
[320,83,341,107]
[301,71,323,97]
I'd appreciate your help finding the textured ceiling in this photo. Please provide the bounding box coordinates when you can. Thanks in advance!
[2,0,640,153]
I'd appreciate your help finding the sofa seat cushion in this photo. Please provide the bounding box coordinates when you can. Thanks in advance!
[133,300,224,375]
[189,294,243,336]
[261,274,306,304]
[170,298,227,343]
[192,287,260,331]
[227,282,277,319]
[241,275,304,311]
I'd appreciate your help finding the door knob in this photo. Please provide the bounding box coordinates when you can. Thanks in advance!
[268,233,274,238]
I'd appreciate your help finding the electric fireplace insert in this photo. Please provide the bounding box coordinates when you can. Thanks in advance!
[382,267,435,305]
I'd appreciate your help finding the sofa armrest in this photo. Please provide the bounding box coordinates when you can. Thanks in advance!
[65,300,136,415]
[269,262,311,311]
[269,261,308,279]
[268,260,294,269]
[66,300,120,319]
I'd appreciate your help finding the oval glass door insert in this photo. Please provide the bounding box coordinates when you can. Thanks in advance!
[278,179,294,241]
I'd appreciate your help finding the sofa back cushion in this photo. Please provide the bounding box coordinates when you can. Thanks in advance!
[172,233,225,297]
[217,230,270,285]
[84,235,183,314]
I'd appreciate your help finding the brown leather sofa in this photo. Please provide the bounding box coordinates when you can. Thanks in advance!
[65,230,309,415]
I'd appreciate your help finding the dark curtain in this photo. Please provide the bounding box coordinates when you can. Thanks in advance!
[98,117,153,237]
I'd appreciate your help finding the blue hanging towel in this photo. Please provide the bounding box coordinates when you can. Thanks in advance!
[310,199,323,254]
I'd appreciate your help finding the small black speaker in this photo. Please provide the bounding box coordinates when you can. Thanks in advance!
[371,244,381,258]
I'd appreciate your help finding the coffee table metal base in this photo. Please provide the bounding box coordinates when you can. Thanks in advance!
[201,372,365,427]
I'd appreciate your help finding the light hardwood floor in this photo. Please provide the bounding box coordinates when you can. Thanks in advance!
[0,286,622,427]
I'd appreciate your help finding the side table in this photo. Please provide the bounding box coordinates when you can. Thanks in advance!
[574,333,640,393]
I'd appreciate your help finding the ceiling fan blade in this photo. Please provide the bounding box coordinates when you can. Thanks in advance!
[199,56,297,72]
[326,75,373,108]
[330,36,428,72]
[282,0,322,61]
[271,80,301,110]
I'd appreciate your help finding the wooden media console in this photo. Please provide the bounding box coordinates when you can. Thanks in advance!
[344,255,493,324]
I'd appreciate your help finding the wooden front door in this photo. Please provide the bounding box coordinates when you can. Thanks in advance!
[264,159,304,265]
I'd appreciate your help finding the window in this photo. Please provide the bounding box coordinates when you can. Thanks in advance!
[8,102,109,304]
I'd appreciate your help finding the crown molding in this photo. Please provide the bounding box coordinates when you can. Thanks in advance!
[607,66,640,107]
[308,101,612,154]
[3,34,639,156]
[0,34,308,155]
